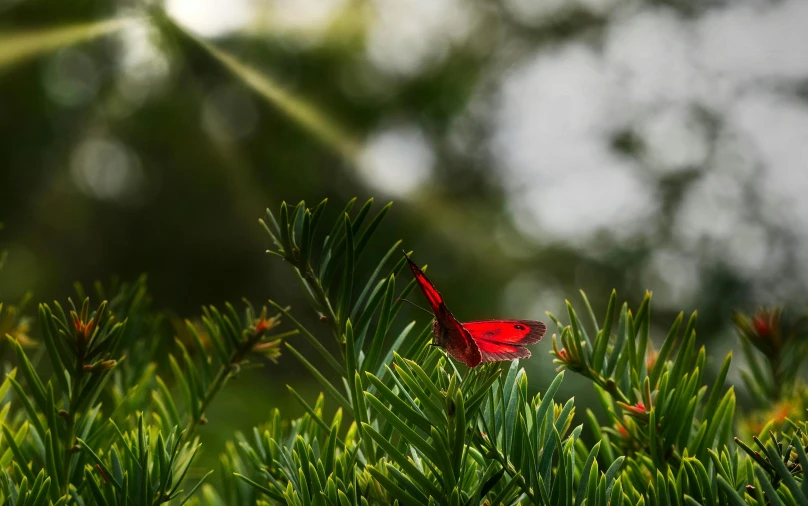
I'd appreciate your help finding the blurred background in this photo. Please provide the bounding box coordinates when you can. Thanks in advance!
[1,0,806,467]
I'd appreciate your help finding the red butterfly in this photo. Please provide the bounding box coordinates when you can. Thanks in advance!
[403,253,546,367]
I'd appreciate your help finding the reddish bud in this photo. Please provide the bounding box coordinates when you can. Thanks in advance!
[320,315,328,322]
[71,312,96,342]
[753,316,769,336]
[95,464,108,483]
[619,400,649,420]
[254,318,272,335]
[71,312,82,331]
[84,317,96,337]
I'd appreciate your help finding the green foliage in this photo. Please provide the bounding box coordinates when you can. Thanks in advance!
[153,301,295,436]
[0,198,806,505]
[732,308,808,403]
[78,415,208,506]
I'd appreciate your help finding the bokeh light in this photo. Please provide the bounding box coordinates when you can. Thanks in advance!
[70,136,143,203]
[357,125,434,197]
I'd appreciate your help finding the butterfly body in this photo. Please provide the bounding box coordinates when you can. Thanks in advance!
[430,307,482,366]
[404,254,545,367]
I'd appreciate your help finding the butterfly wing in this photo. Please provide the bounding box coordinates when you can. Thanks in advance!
[463,320,546,363]
[443,314,482,367]
[463,320,546,344]
[474,340,532,362]
[403,255,443,313]
[404,254,481,367]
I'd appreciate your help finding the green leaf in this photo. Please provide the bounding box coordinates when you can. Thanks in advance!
[168,353,195,421]
[575,441,601,506]
[604,456,625,498]
[2,423,34,482]
[322,199,369,287]
[44,431,62,502]
[792,435,808,499]
[464,368,504,421]
[364,373,432,433]
[300,209,312,266]
[536,372,564,432]
[635,296,650,376]
[290,201,306,247]
[351,371,373,462]
[6,336,47,413]
[285,343,351,412]
[703,352,732,423]
[155,376,182,429]
[764,441,808,504]
[503,370,521,456]
[7,375,47,441]
[566,301,590,367]
[279,201,293,253]
[350,198,374,235]
[754,467,785,506]
[361,423,442,499]
[451,389,466,480]
[38,306,71,394]
[287,386,334,435]
[682,495,702,506]
[354,202,393,261]
[351,240,402,319]
[261,207,284,249]
[650,312,683,388]
[308,199,328,254]
[592,290,617,374]
[715,474,746,506]
[739,337,771,395]
[338,214,355,330]
[374,321,419,381]
[235,473,285,501]
[608,478,623,506]
[366,465,424,506]
[76,438,122,490]
[475,466,505,503]
[84,468,110,506]
[363,392,438,464]
[363,274,396,373]
[179,470,214,506]
[669,327,696,388]
[269,301,344,375]
[344,318,359,385]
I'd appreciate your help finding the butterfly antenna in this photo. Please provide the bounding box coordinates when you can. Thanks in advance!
[398,298,432,315]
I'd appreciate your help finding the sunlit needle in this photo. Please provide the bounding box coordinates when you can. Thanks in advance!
[0,17,140,72]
